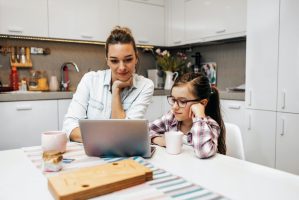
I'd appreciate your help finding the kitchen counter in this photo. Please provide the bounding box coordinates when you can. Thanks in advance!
[0,90,245,102]
[0,144,299,200]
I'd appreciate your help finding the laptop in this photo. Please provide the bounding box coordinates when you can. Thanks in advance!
[79,119,152,158]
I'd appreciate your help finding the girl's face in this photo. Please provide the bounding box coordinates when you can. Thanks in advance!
[170,84,197,121]
[107,43,137,82]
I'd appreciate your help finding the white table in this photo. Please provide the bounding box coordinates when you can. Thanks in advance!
[0,145,299,200]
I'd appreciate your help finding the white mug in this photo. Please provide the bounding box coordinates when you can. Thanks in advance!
[41,131,67,153]
[165,131,183,155]
[49,76,59,91]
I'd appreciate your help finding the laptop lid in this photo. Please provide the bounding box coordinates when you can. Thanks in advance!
[79,119,151,158]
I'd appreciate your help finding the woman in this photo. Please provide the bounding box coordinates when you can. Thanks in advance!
[63,26,154,142]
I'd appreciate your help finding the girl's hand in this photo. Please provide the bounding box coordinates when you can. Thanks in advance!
[152,136,166,147]
[112,76,133,91]
[189,102,206,118]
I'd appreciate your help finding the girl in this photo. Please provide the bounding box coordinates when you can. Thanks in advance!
[149,72,226,158]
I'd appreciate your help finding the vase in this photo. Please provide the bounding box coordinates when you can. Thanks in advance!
[164,71,179,90]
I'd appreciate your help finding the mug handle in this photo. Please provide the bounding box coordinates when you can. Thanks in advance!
[172,72,179,81]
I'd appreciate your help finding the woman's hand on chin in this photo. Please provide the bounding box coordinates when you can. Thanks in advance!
[112,76,133,91]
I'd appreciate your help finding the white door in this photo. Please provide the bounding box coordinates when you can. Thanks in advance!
[245,0,280,111]
[244,109,276,167]
[184,0,246,43]
[0,100,58,150]
[276,112,299,175]
[277,0,299,113]
[0,0,48,37]
[119,0,165,46]
[48,0,118,41]
[58,99,72,130]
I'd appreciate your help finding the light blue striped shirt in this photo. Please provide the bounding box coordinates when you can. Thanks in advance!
[62,69,154,137]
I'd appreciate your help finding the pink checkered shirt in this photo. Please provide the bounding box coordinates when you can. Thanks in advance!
[149,111,220,158]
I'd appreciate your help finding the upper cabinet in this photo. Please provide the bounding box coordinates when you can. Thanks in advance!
[48,0,118,41]
[119,0,165,46]
[184,0,246,44]
[277,0,299,113]
[0,0,48,37]
[245,0,279,111]
[166,0,185,46]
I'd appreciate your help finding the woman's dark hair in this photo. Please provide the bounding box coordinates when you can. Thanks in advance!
[172,72,226,155]
[105,26,138,58]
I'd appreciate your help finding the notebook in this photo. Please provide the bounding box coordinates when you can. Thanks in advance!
[79,119,152,158]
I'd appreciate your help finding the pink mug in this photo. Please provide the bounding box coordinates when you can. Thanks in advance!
[41,131,67,153]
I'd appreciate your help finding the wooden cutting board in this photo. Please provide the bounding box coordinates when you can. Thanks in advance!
[48,159,153,200]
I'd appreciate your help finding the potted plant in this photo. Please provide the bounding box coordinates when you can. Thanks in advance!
[155,49,188,90]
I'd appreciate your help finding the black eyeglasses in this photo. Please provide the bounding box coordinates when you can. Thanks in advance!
[167,96,201,108]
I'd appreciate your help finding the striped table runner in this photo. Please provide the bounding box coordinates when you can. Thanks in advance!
[22,142,228,200]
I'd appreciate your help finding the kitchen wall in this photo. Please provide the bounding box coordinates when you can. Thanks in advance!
[0,38,246,92]
[174,39,246,91]
[0,38,156,91]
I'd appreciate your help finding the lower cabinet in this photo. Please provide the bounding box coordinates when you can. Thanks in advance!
[244,109,276,168]
[221,100,246,135]
[276,112,299,175]
[58,99,72,130]
[0,100,58,150]
[145,96,165,122]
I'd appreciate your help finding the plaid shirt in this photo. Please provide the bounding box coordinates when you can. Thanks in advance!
[149,111,220,158]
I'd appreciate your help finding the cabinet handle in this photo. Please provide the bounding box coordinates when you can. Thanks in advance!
[215,29,226,34]
[8,27,23,33]
[81,34,93,39]
[16,105,32,111]
[173,40,182,44]
[138,39,149,44]
[281,90,286,109]
[280,118,285,136]
[228,104,241,109]
[248,114,251,131]
[248,90,252,107]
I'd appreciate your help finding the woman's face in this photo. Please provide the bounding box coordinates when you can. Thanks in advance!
[171,84,197,121]
[107,43,137,82]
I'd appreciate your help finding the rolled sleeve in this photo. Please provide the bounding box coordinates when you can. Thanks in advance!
[62,73,90,138]
[191,117,220,159]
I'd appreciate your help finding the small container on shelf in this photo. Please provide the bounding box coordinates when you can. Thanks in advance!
[10,46,32,68]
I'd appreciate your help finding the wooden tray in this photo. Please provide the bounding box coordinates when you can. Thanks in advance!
[48,159,153,200]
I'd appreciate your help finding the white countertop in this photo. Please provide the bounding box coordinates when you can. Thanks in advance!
[0,145,298,200]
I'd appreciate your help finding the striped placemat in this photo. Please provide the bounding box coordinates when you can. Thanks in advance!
[22,142,229,200]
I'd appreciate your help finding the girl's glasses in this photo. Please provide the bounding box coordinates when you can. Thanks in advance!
[167,96,201,108]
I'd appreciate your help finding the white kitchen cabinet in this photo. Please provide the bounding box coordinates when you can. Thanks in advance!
[48,0,118,41]
[119,0,165,46]
[166,0,185,46]
[58,99,72,130]
[244,109,276,168]
[184,0,246,44]
[245,0,279,111]
[129,0,165,6]
[0,0,48,37]
[221,100,246,136]
[0,100,58,150]
[276,112,299,175]
[277,0,299,113]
